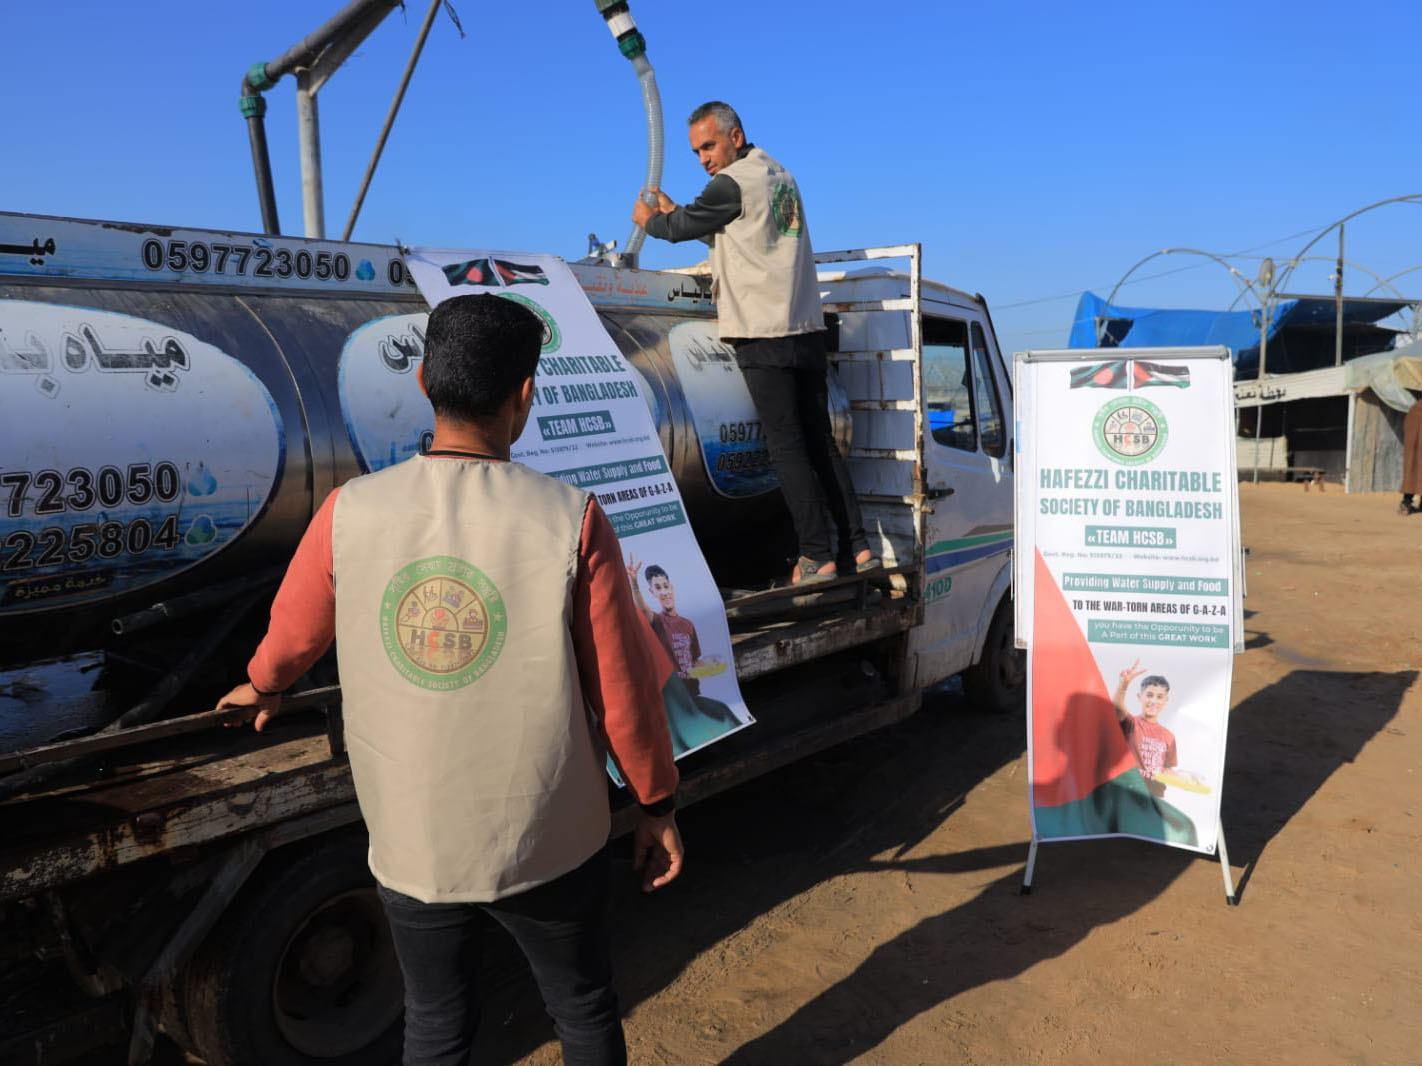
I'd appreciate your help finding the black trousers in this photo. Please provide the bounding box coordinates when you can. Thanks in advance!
[737,333,868,564]
[378,845,625,1066]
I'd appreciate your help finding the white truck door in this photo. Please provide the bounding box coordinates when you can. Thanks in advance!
[909,311,1014,687]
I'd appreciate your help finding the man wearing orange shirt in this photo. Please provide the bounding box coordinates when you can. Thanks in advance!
[216,293,682,1066]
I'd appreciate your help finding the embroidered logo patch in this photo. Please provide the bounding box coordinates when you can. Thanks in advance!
[380,556,507,690]
[771,183,804,237]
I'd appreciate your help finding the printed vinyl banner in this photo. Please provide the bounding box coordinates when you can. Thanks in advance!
[1014,347,1243,855]
[398,249,754,768]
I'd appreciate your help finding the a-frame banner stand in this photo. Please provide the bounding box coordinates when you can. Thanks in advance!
[1013,347,1244,905]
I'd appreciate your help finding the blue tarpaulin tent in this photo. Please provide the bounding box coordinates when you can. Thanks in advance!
[1068,292,1408,377]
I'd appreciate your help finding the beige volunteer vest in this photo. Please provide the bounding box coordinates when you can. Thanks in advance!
[710,146,826,339]
[332,456,609,903]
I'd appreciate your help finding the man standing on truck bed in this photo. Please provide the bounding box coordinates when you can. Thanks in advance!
[215,294,683,1066]
[633,100,876,585]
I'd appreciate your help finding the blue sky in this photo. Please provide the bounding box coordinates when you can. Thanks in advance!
[5,1,1419,354]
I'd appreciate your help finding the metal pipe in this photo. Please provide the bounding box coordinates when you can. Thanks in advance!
[239,0,400,237]
[1103,247,1260,312]
[111,567,284,636]
[343,0,443,241]
[1272,194,1422,295]
[264,0,401,83]
[297,71,326,238]
[241,87,281,235]
[1334,224,1345,366]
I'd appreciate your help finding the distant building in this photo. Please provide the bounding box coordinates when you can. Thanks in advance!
[1068,292,1417,489]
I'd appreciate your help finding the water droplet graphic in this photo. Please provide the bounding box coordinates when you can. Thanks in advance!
[187,462,217,497]
[184,514,217,545]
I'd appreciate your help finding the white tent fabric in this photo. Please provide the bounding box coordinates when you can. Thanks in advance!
[1345,340,1422,413]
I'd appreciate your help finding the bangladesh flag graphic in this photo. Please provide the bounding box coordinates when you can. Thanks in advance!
[1069,360,1191,391]
[1069,360,1129,389]
[491,259,550,286]
[442,258,500,287]
[1030,550,1198,846]
[1131,361,1191,389]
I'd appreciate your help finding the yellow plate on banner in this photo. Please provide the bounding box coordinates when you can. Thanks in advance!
[1155,769,1211,794]
[688,658,728,679]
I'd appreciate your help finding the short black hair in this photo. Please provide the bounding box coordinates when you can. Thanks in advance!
[688,100,743,135]
[421,294,542,420]
[1140,675,1170,692]
[644,564,669,584]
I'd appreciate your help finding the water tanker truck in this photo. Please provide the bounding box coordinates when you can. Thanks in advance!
[0,211,1022,1064]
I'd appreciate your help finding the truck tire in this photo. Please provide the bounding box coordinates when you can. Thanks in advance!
[963,597,1025,714]
[183,832,404,1066]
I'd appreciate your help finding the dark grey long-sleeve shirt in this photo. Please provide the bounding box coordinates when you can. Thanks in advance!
[643,173,742,244]
[644,143,761,243]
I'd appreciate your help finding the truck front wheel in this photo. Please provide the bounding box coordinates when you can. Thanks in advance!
[963,597,1025,714]
[182,832,404,1066]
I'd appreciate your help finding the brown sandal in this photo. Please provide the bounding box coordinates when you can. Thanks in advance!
[792,556,837,585]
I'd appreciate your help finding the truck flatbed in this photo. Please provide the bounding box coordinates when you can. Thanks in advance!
[0,592,919,902]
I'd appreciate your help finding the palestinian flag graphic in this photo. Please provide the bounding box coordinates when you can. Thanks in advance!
[491,259,550,286]
[442,258,501,287]
[1069,360,1129,389]
[1029,550,1198,846]
[1131,360,1191,389]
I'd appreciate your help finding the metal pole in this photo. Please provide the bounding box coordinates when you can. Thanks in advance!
[1217,826,1238,906]
[1334,224,1345,366]
[343,0,442,241]
[1344,392,1356,493]
[1021,838,1038,895]
[296,71,325,239]
[1252,291,1269,484]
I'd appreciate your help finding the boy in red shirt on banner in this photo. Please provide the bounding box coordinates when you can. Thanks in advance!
[1112,660,1179,798]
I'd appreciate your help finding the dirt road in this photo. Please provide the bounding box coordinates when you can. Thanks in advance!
[476,483,1421,1065]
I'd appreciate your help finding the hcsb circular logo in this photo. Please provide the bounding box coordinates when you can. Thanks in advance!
[381,556,507,691]
[496,293,561,354]
[1093,396,1168,465]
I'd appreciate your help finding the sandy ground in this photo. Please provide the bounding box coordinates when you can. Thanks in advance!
[133,483,1418,1065]
[468,483,1422,1065]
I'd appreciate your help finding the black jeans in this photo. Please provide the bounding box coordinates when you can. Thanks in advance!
[737,334,867,564]
[378,846,625,1066]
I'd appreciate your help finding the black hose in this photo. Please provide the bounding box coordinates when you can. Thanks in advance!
[241,87,281,235]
